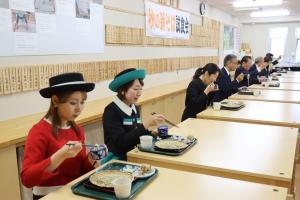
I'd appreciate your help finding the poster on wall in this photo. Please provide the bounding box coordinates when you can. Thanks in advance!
[223,25,234,50]
[145,0,190,40]
[0,0,104,56]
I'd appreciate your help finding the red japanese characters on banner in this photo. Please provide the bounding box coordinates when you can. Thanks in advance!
[145,1,190,40]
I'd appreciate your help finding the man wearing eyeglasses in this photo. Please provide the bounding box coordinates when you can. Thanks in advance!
[212,54,244,102]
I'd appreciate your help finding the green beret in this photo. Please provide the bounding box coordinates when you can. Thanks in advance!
[109,69,146,92]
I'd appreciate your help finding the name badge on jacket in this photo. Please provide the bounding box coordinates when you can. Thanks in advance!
[123,118,142,125]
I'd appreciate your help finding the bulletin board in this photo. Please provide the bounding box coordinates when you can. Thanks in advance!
[0,0,104,56]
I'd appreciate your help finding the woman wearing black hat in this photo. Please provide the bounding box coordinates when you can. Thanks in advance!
[21,72,108,199]
[103,68,165,160]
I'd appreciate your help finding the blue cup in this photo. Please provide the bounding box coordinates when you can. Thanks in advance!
[158,125,168,138]
[88,146,106,160]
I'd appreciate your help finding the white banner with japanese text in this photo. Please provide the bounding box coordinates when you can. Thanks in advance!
[145,1,190,40]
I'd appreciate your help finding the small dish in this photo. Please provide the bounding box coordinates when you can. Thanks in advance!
[121,165,139,173]
[133,167,156,179]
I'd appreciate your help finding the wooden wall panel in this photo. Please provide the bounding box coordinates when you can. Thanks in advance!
[0,56,219,96]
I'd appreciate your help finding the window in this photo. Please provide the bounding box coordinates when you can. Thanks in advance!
[269,27,288,58]
[296,28,300,62]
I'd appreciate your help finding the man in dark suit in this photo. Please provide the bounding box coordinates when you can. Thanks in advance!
[212,54,244,102]
[234,56,252,88]
[265,53,282,74]
[249,56,268,84]
[266,53,282,65]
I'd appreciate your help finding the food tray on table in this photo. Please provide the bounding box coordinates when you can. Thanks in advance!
[138,135,197,156]
[238,87,254,95]
[268,82,280,87]
[273,73,282,76]
[221,101,245,111]
[71,161,158,200]
[238,90,254,95]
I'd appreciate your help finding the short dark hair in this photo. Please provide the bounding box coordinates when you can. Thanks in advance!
[193,63,220,79]
[266,53,273,57]
[264,56,272,63]
[241,56,252,64]
[117,79,144,100]
[255,57,264,64]
[223,54,237,67]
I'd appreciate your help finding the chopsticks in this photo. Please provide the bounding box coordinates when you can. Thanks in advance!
[151,112,179,128]
[66,143,103,148]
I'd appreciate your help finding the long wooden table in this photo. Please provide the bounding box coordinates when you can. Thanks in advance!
[278,77,300,83]
[281,75,300,78]
[229,90,300,104]
[248,83,300,91]
[280,72,300,77]
[128,119,298,191]
[197,100,300,130]
[41,160,289,200]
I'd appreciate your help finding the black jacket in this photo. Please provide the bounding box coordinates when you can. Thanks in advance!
[234,66,250,88]
[103,101,151,159]
[181,78,214,121]
[249,64,268,84]
[265,60,278,76]
[272,60,279,66]
[212,67,239,102]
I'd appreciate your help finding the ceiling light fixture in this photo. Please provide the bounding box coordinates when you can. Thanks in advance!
[233,0,282,8]
[235,7,261,11]
[250,9,290,17]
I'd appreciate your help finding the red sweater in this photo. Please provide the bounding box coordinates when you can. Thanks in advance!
[21,119,94,188]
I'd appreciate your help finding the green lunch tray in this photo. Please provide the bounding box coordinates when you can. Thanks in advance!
[221,104,245,111]
[138,136,197,156]
[238,91,254,95]
[71,162,158,200]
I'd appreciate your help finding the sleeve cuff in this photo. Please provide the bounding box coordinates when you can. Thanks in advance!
[40,157,60,177]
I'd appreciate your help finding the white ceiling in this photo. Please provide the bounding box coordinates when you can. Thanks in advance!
[205,0,300,24]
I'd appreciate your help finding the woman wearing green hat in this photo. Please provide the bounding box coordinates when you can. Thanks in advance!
[103,68,165,160]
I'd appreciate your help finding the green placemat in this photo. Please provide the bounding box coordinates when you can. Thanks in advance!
[238,91,254,95]
[71,162,158,200]
[138,137,197,156]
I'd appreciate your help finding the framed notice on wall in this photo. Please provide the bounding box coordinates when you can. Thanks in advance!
[0,0,104,56]
[223,25,234,51]
[145,0,190,40]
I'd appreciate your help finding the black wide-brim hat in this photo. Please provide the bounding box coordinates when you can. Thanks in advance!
[39,72,95,98]
[109,68,146,92]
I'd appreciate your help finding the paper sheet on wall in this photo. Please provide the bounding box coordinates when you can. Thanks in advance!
[16,67,22,92]
[22,67,30,91]
[1,0,104,56]
[9,0,34,12]
[14,33,38,53]
[36,13,56,34]
[56,0,75,17]
[3,68,11,94]
[9,67,17,93]
[0,8,12,32]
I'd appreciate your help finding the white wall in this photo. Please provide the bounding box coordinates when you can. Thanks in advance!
[240,22,300,60]
[0,0,240,121]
